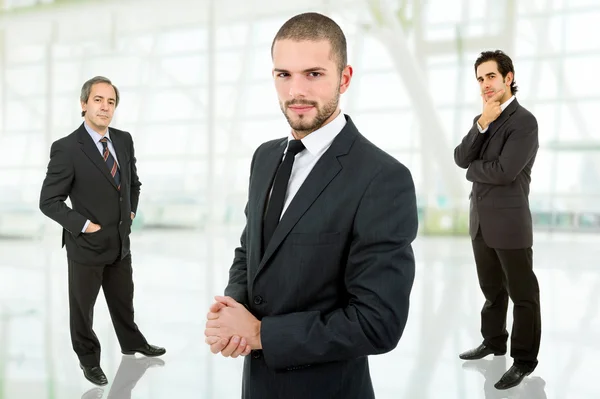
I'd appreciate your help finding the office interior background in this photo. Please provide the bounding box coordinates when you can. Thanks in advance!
[0,0,598,398]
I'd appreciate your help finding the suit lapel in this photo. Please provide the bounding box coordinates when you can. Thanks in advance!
[250,139,287,257]
[254,116,358,280]
[257,153,342,273]
[110,129,128,184]
[480,99,520,154]
[77,124,118,190]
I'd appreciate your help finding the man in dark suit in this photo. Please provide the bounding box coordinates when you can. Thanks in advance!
[39,76,165,386]
[454,50,541,390]
[202,13,418,399]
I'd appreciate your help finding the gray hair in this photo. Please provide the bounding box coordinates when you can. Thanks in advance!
[80,76,120,117]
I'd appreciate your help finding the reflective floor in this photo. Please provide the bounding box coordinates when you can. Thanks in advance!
[1,226,599,398]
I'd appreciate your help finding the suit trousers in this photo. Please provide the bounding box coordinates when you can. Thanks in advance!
[68,252,146,366]
[471,228,541,368]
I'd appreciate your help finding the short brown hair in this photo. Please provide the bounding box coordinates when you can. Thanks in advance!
[271,12,347,74]
[80,76,120,117]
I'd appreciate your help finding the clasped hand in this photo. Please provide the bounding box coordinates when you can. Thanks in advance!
[204,296,261,358]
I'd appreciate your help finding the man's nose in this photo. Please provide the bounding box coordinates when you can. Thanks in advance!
[288,76,307,98]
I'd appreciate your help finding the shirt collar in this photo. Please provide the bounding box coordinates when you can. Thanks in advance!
[501,95,516,112]
[84,122,111,143]
[285,110,346,155]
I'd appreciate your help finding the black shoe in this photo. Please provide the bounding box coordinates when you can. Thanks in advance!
[459,344,506,360]
[494,364,533,390]
[122,343,166,357]
[79,364,108,386]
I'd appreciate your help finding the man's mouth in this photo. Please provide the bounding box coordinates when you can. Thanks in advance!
[288,105,314,114]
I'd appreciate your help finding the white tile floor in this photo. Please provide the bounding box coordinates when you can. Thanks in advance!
[1,226,599,398]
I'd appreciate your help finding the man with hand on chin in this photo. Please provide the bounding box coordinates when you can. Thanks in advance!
[454,50,541,391]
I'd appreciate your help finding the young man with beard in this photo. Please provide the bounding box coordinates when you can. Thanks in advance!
[454,50,541,390]
[203,12,419,399]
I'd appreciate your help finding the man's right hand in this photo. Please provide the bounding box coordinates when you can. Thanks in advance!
[478,89,505,130]
[85,222,101,233]
[205,301,251,358]
[205,335,251,358]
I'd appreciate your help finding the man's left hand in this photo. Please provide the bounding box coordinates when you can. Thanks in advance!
[205,296,262,350]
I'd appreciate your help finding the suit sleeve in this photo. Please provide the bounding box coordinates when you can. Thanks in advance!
[454,115,487,169]
[128,133,142,214]
[224,201,249,305]
[466,115,538,185]
[260,163,418,370]
[224,148,260,306]
[39,140,87,235]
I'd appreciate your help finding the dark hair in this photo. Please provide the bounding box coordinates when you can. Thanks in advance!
[271,12,347,74]
[80,76,120,117]
[474,50,518,95]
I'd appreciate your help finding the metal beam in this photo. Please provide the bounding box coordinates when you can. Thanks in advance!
[365,0,465,204]
[0,0,361,38]
[504,0,517,55]
[206,0,216,232]
[43,21,57,399]
[0,28,4,137]
[205,1,216,398]
[545,141,600,151]
[424,36,506,54]
[344,24,366,116]
[221,19,256,204]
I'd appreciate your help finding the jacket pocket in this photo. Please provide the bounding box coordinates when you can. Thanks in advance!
[78,228,110,253]
[290,232,340,246]
[493,196,526,208]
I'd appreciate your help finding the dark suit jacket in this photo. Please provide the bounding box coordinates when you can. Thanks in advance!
[454,99,538,249]
[225,115,418,399]
[39,123,141,265]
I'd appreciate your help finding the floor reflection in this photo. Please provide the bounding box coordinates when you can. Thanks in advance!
[0,230,598,398]
[462,357,547,399]
[80,356,165,399]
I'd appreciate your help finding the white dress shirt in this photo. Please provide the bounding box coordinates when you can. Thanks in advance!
[277,110,347,218]
[477,95,516,133]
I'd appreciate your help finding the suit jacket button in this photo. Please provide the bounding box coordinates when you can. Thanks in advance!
[477,196,482,200]
[253,296,263,305]
[120,197,123,202]
[252,350,262,359]
[119,221,123,225]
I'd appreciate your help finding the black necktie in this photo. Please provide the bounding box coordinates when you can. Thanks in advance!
[263,139,305,250]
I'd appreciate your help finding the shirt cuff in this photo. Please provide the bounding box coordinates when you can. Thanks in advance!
[82,219,91,233]
[477,121,488,133]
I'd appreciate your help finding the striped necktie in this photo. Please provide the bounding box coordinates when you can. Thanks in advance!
[99,137,121,190]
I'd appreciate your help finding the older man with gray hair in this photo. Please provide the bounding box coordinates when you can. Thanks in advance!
[39,76,165,386]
